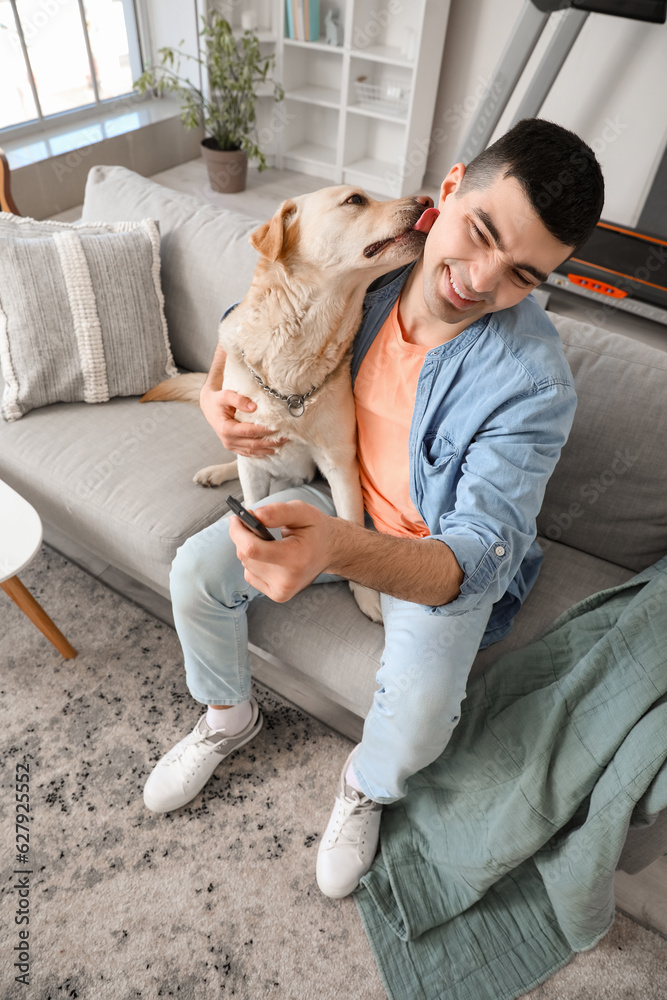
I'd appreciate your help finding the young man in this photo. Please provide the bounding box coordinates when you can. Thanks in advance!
[143,118,604,899]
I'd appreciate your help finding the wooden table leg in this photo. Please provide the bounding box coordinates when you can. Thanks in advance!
[0,149,20,215]
[1,575,77,659]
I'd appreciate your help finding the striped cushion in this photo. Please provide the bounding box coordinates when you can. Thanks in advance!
[0,212,177,421]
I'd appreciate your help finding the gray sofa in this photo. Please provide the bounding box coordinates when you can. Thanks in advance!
[1,164,666,873]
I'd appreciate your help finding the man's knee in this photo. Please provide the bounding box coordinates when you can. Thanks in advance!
[390,680,464,732]
[170,520,238,603]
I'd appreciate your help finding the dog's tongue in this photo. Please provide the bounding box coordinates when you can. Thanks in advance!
[413,207,439,233]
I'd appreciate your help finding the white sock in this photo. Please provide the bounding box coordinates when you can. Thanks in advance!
[206,700,252,735]
[345,755,366,795]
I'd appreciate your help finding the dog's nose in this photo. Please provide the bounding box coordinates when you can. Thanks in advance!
[414,194,434,208]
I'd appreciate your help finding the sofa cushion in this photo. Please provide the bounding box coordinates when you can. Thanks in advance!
[539,313,667,572]
[246,538,636,721]
[80,165,262,372]
[0,377,238,596]
[0,213,176,421]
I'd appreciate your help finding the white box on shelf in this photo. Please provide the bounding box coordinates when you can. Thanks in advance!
[352,79,410,117]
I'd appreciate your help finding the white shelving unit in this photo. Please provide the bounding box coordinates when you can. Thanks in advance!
[209,0,450,196]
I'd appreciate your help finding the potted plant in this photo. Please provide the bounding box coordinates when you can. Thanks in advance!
[134,13,284,193]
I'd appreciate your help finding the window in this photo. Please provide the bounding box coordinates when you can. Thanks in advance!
[0,0,143,135]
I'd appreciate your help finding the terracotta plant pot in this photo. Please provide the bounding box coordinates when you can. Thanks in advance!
[201,138,248,193]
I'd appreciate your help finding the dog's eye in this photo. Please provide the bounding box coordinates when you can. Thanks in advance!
[345,193,366,206]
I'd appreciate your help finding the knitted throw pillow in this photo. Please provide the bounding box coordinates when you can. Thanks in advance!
[0,212,177,421]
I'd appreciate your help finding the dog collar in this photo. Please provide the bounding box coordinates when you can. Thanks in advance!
[240,350,318,418]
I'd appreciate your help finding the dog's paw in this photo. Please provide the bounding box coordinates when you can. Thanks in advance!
[193,465,227,487]
[193,461,238,487]
[349,582,383,624]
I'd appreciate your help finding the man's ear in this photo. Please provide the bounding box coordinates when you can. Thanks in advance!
[250,199,297,261]
[439,162,465,209]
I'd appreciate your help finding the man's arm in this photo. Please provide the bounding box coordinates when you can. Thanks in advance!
[327,516,464,605]
[423,380,578,616]
[228,500,464,607]
[203,341,227,390]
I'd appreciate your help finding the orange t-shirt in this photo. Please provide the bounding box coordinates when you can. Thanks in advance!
[354,299,430,538]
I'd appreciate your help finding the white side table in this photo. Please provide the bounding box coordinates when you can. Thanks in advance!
[0,479,76,659]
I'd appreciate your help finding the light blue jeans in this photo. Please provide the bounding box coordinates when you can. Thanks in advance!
[170,483,494,804]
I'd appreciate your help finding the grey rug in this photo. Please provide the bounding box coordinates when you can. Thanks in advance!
[1,546,666,1000]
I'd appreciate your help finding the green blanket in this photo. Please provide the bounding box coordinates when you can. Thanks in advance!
[355,555,667,1000]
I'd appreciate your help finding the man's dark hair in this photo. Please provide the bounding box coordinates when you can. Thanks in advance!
[459,118,605,254]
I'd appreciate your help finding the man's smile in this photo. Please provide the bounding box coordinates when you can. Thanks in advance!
[443,265,485,310]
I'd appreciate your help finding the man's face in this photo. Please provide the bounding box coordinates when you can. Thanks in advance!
[422,163,573,326]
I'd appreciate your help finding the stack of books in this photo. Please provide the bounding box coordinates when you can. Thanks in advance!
[285,0,320,41]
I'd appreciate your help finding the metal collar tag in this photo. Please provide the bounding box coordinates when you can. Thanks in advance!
[241,350,316,418]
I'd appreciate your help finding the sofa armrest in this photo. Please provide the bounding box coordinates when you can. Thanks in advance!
[617,808,667,875]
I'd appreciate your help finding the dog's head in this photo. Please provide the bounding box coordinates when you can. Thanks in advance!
[249,186,436,277]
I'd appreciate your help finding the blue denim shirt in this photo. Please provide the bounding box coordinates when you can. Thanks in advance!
[353,262,577,648]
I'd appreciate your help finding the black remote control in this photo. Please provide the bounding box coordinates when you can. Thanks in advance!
[226,495,276,541]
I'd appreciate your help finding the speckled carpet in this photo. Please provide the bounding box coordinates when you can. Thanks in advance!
[1,546,666,1000]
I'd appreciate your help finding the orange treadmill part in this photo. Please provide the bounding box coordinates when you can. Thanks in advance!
[566,273,629,299]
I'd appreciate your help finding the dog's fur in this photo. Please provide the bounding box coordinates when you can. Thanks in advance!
[142,185,430,621]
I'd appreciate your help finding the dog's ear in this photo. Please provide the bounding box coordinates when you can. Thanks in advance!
[250,199,297,261]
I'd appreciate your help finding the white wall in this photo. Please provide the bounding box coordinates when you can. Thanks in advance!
[423,0,524,194]
[424,0,667,227]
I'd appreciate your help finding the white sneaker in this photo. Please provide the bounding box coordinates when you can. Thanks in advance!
[143,698,263,813]
[316,750,383,898]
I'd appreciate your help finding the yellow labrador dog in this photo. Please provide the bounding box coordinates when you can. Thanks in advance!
[143,185,435,621]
